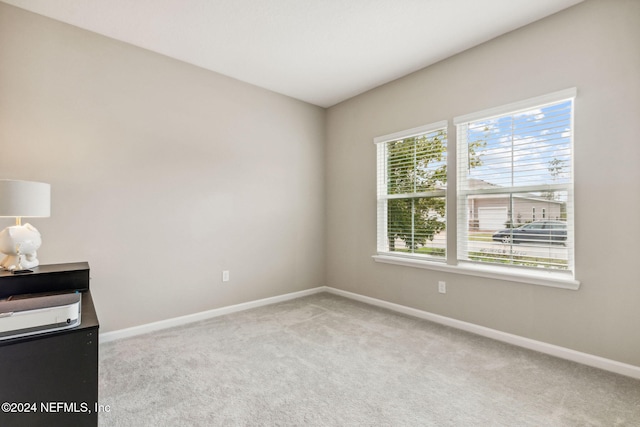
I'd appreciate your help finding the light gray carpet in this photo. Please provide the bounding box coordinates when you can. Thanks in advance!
[98,293,640,426]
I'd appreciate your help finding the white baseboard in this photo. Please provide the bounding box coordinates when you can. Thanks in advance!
[324,287,640,380]
[100,285,640,380]
[99,287,325,343]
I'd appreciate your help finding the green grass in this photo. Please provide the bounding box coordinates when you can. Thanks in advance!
[468,232,493,242]
[468,250,568,270]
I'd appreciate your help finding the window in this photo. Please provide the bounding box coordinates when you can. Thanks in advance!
[455,88,575,274]
[374,89,578,288]
[375,121,447,260]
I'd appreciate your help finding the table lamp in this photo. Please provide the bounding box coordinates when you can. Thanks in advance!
[0,180,51,270]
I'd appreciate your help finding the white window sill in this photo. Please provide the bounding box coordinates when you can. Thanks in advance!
[372,254,580,290]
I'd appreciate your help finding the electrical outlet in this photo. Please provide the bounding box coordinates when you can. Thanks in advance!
[222,270,230,282]
[438,281,446,294]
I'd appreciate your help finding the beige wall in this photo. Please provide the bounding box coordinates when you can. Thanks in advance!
[326,0,640,366]
[0,3,326,332]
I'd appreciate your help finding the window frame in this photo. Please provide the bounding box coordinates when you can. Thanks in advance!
[374,120,448,261]
[372,89,579,290]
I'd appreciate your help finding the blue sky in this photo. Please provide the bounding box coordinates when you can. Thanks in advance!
[465,100,572,189]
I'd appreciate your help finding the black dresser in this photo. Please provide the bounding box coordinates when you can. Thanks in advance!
[0,262,99,427]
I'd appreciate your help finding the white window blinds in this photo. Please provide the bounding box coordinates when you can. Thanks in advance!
[455,89,575,273]
[375,121,447,260]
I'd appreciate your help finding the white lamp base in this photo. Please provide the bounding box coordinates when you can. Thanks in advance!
[0,223,42,270]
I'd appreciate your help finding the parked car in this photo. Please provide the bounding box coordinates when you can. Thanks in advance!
[492,220,567,244]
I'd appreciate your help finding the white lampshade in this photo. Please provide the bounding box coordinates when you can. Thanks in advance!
[0,180,51,270]
[0,180,51,218]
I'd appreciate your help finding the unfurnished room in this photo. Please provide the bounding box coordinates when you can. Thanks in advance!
[0,0,639,426]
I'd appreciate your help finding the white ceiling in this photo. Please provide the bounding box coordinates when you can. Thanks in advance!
[2,0,583,107]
